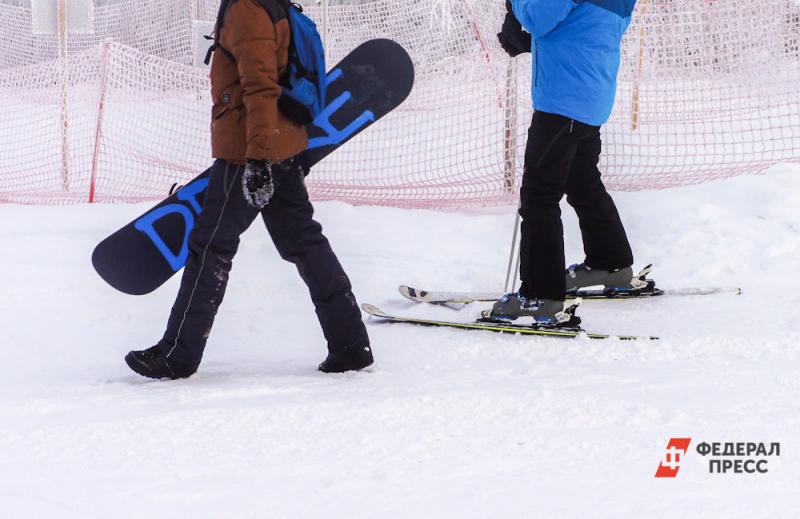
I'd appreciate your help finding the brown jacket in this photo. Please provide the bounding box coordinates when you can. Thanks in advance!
[209,0,308,164]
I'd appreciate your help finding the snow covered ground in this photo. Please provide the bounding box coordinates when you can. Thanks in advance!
[1,164,799,517]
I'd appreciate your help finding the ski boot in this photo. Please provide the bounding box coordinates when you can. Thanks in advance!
[318,343,374,373]
[481,293,581,329]
[566,263,661,298]
[125,344,198,380]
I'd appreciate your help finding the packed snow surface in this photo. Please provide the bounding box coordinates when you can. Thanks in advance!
[1,165,799,517]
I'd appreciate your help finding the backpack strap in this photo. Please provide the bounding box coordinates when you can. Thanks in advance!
[257,0,309,83]
[255,0,290,24]
[204,37,236,66]
[204,0,235,65]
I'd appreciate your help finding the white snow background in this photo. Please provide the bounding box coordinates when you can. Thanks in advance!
[1,164,799,517]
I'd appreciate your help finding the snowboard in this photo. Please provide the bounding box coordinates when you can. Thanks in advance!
[92,39,414,295]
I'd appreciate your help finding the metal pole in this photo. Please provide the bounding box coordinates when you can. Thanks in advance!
[503,55,521,293]
[631,0,649,131]
[511,228,521,292]
[89,43,111,203]
[503,210,521,293]
[58,0,70,192]
[503,59,518,192]
[322,0,329,50]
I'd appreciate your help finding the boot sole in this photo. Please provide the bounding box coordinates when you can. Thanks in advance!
[318,357,374,374]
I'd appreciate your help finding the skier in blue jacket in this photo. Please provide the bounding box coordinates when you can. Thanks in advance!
[491,0,637,324]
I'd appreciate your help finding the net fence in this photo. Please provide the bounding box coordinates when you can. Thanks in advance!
[1,0,799,206]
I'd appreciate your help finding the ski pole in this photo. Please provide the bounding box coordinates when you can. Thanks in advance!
[503,209,521,293]
[511,229,522,292]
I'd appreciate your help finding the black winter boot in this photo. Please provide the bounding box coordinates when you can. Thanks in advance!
[125,345,198,380]
[318,343,374,373]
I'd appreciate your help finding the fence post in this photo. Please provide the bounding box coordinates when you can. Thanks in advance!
[503,60,518,192]
[89,42,111,203]
[631,0,649,131]
[58,0,70,192]
[322,0,329,50]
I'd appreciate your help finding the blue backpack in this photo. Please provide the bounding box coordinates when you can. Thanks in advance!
[207,0,327,124]
[280,2,326,122]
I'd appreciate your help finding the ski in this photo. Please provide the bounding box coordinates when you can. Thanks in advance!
[361,304,659,341]
[399,265,741,305]
[399,284,741,304]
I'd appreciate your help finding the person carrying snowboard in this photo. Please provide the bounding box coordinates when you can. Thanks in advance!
[125,0,373,379]
[492,0,638,324]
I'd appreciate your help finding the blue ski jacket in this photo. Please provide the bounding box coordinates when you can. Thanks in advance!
[511,0,636,126]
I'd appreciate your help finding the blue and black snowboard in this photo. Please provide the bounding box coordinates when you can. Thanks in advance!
[92,39,414,295]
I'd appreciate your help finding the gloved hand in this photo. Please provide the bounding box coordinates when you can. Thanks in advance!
[242,159,275,209]
[497,0,531,58]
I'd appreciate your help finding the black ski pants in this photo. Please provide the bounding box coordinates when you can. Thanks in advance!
[158,158,369,366]
[518,111,633,301]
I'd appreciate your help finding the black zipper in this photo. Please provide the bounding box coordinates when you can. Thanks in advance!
[534,44,540,87]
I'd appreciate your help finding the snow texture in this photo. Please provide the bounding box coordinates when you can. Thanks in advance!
[1,164,799,517]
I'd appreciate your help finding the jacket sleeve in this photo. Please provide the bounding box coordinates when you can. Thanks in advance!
[225,0,283,161]
[511,0,577,39]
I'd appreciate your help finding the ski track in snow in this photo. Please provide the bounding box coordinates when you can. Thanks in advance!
[1,165,799,517]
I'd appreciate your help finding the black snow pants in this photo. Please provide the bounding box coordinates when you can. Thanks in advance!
[157,158,369,366]
[518,111,634,301]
